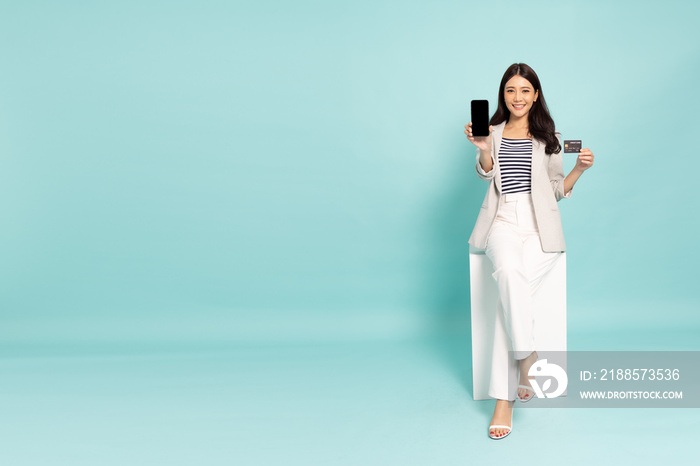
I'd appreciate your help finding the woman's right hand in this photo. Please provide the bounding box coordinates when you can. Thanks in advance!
[464,122,493,153]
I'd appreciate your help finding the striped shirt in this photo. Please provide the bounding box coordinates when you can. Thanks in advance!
[499,138,532,194]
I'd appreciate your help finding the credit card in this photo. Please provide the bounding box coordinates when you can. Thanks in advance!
[564,140,581,153]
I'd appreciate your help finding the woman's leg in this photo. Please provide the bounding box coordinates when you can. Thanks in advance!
[485,219,537,361]
[484,202,529,402]
[516,234,563,399]
[487,295,518,401]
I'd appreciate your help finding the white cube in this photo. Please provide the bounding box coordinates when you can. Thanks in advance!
[469,246,567,400]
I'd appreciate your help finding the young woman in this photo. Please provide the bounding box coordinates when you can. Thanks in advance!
[464,63,594,439]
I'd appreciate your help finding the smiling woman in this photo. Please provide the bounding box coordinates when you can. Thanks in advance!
[464,63,595,440]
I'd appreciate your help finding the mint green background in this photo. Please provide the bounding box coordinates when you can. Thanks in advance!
[0,1,698,464]
[2,0,698,346]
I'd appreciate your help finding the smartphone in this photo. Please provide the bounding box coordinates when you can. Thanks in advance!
[471,100,490,137]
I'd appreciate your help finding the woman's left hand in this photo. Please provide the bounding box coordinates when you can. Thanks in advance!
[575,149,594,172]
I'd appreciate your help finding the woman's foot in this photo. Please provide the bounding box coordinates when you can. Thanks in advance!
[517,350,538,401]
[488,399,513,438]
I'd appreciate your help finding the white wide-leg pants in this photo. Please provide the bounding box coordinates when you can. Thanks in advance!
[485,193,562,401]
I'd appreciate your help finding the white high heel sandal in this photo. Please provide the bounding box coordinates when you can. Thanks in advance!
[488,407,513,440]
[518,351,539,402]
[517,384,535,402]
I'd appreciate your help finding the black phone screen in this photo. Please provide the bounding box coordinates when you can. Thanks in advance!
[471,100,490,137]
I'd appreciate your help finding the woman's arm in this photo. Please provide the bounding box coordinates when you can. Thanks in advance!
[549,132,595,200]
[465,122,495,179]
[475,147,496,180]
[563,149,595,194]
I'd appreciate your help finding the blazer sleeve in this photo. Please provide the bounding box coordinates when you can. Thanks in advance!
[475,146,496,181]
[548,131,572,201]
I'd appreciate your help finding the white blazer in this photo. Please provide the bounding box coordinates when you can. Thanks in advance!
[468,121,571,253]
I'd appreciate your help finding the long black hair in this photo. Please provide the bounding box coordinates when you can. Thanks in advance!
[489,63,561,155]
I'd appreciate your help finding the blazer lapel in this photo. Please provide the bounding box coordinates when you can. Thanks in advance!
[492,122,505,193]
[531,137,545,187]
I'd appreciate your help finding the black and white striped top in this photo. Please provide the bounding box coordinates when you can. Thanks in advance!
[499,138,532,194]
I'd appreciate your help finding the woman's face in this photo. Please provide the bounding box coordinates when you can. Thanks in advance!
[503,74,539,118]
